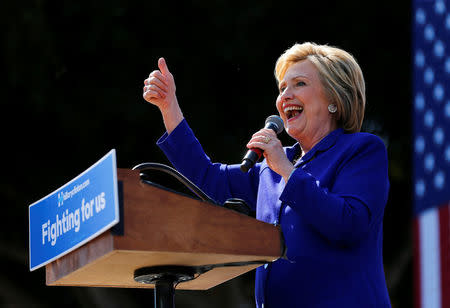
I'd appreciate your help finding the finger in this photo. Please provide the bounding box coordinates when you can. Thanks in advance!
[261,128,277,137]
[252,128,276,138]
[144,84,166,98]
[256,135,271,143]
[246,142,269,152]
[148,70,169,87]
[158,57,171,77]
[146,76,168,92]
[252,130,267,138]
[143,89,162,101]
[247,136,270,147]
[250,133,274,144]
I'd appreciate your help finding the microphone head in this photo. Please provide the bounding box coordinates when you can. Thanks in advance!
[265,115,284,134]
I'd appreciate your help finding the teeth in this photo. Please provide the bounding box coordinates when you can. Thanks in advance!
[283,106,303,113]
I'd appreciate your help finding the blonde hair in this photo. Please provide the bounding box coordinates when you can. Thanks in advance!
[275,42,366,133]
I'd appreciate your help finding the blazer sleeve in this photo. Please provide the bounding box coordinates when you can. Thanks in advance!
[157,119,260,208]
[279,134,389,245]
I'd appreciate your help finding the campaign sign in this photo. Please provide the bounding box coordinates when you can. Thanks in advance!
[29,149,119,271]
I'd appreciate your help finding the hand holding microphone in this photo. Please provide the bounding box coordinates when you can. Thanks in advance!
[241,115,295,181]
[240,115,284,172]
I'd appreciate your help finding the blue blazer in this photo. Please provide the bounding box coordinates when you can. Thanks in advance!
[157,119,391,308]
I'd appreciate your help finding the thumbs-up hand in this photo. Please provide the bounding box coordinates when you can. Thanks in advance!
[143,58,183,133]
[143,57,177,111]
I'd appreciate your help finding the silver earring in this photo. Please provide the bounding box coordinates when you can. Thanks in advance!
[328,104,337,113]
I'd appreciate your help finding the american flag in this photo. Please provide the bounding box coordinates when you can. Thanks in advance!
[413,0,450,307]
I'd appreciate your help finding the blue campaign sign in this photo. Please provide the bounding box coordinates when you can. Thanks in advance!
[29,149,119,271]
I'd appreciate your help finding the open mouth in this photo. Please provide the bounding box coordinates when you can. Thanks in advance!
[284,105,303,121]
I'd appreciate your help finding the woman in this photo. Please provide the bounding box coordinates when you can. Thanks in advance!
[143,42,391,307]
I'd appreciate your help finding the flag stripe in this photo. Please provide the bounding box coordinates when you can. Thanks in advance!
[419,207,441,308]
[414,218,422,308]
[415,204,450,308]
[439,203,449,308]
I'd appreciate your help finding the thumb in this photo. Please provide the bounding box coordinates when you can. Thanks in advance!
[158,57,171,76]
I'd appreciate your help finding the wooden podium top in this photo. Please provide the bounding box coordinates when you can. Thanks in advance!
[46,169,282,290]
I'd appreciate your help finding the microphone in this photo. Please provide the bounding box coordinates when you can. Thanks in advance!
[240,115,284,173]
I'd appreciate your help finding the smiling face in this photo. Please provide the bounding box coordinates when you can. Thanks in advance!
[276,59,338,151]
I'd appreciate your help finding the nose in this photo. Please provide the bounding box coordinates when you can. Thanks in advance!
[279,87,293,103]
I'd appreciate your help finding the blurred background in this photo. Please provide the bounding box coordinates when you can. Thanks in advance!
[2,0,415,307]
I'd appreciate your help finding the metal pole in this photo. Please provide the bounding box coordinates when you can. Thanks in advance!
[154,277,176,308]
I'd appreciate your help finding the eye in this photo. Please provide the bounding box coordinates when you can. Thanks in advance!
[296,81,306,87]
[278,83,286,93]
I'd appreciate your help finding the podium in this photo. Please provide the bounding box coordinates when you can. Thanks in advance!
[45,168,282,306]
